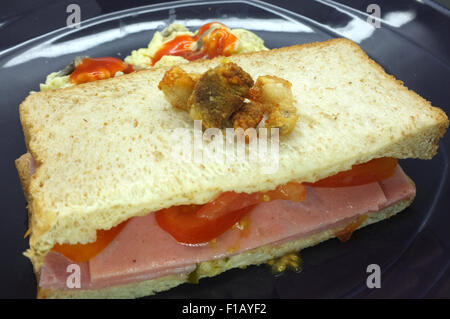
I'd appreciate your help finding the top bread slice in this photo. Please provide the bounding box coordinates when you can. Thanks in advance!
[19,38,448,271]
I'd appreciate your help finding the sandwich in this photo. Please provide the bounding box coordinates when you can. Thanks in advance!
[16,38,448,298]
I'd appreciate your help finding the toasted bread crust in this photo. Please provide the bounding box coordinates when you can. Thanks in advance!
[15,153,34,202]
[18,38,448,274]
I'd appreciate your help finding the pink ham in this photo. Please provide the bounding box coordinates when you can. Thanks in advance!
[39,252,90,290]
[39,166,415,290]
[379,169,415,208]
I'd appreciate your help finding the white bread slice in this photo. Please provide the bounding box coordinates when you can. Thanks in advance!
[36,196,414,298]
[18,38,448,273]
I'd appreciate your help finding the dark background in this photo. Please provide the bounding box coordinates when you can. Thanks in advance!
[0,0,449,299]
[0,0,449,53]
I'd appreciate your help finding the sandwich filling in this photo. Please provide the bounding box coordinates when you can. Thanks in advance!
[38,163,415,290]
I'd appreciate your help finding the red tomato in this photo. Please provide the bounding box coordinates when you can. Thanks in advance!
[52,220,129,262]
[155,183,306,244]
[69,57,134,84]
[305,157,398,188]
[155,200,256,245]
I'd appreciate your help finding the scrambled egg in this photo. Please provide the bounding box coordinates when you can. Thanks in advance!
[39,69,126,92]
[39,72,72,91]
[154,55,190,68]
[230,28,268,54]
[125,23,268,69]
[125,24,193,69]
[39,23,268,91]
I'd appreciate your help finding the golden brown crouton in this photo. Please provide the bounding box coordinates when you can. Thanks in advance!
[249,75,298,135]
[232,101,266,131]
[188,62,254,128]
[158,66,200,111]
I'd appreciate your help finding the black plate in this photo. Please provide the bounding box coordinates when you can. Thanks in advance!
[0,0,449,298]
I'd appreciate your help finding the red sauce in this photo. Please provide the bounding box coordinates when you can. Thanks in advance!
[194,22,218,40]
[202,27,238,59]
[151,22,238,65]
[151,35,199,64]
[69,57,134,84]
[335,214,369,242]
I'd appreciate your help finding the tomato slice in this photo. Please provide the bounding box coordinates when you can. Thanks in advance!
[52,220,129,262]
[305,157,398,188]
[69,57,134,84]
[155,202,255,245]
[155,183,306,244]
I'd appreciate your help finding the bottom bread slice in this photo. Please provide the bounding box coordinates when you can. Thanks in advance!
[37,197,413,299]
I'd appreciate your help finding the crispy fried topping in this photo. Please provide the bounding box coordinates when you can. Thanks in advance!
[158,63,298,136]
[158,66,200,111]
[232,101,266,132]
[188,62,254,128]
[249,75,298,135]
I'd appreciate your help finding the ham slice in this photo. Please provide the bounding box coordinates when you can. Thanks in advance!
[39,166,415,290]
[39,251,91,289]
